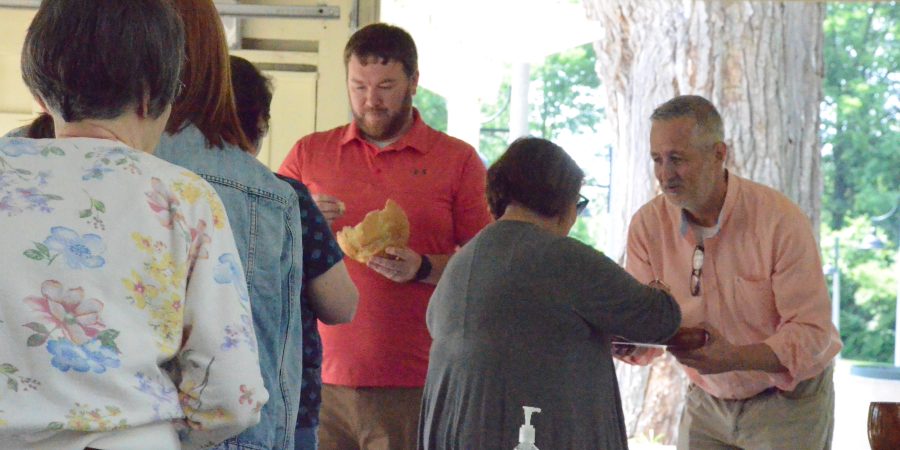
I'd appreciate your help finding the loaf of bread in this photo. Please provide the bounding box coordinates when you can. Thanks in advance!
[336,199,410,264]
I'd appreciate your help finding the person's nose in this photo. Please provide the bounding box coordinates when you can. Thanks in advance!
[365,88,382,108]
[656,159,676,182]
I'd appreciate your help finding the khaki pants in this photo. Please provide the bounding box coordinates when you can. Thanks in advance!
[318,384,423,450]
[677,364,835,450]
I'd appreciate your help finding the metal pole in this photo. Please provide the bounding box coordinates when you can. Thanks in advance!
[873,203,900,367]
[894,226,900,367]
[508,62,531,142]
[832,237,841,334]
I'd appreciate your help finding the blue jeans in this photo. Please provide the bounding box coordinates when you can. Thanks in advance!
[294,426,319,450]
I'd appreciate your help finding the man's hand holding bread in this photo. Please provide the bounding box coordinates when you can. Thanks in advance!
[335,199,427,283]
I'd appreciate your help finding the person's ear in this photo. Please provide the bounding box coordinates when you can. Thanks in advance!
[409,69,419,96]
[136,94,152,119]
[713,141,727,163]
[558,205,577,235]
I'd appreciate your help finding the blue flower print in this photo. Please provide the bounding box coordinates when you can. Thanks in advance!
[45,338,120,373]
[46,339,92,372]
[82,164,113,181]
[0,138,42,157]
[17,188,54,213]
[36,171,51,186]
[0,171,14,189]
[222,314,256,352]
[82,338,121,373]
[222,332,239,350]
[0,193,22,216]
[134,372,179,420]
[83,146,142,178]
[101,147,130,159]
[214,253,249,306]
[43,226,106,269]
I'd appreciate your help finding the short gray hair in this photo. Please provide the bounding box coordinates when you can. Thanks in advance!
[650,95,724,149]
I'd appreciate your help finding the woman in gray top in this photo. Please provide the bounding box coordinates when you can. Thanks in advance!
[418,137,681,450]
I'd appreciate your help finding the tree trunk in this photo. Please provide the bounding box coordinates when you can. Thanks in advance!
[582,0,825,444]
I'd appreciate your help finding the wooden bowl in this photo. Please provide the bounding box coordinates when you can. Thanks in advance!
[869,401,900,450]
[664,327,709,351]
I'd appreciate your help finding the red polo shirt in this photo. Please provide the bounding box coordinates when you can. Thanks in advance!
[278,110,492,387]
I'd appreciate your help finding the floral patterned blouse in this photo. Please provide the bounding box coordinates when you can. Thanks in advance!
[0,137,268,450]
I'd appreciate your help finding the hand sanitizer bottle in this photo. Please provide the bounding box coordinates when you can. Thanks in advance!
[514,406,541,450]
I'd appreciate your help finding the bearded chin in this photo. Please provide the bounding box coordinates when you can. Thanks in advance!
[356,93,414,142]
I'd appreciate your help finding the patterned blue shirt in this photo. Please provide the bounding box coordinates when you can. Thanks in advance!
[276,174,343,428]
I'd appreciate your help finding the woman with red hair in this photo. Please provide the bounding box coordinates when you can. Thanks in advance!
[153,1,305,449]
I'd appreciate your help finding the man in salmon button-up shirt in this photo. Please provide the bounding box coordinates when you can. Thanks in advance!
[624,95,842,449]
[278,23,491,450]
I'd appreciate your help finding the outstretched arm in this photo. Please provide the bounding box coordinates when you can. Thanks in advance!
[669,324,787,374]
[309,261,358,324]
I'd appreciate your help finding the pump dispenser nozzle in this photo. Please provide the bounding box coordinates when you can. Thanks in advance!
[518,406,541,445]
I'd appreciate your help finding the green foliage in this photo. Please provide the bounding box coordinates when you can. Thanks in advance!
[820,2,900,364]
[531,43,603,139]
[822,218,897,363]
[478,43,605,166]
[569,217,592,245]
[479,79,512,164]
[414,45,608,251]
[821,3,899,234]
[413,86,448,133]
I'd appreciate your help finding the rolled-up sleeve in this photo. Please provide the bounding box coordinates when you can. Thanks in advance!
[763,216,842,386]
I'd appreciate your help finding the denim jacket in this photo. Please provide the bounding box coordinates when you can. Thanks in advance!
[155,125,303,450]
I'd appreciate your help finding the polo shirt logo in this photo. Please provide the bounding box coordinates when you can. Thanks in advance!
[412,168,428,176]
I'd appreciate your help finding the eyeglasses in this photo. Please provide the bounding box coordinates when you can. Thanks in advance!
[576,194,590,216]
[690,244,704,296]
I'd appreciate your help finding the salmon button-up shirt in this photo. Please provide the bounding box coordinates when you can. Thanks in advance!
[626,172,842,400]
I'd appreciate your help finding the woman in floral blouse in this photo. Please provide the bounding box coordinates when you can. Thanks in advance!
[0,1,267,449]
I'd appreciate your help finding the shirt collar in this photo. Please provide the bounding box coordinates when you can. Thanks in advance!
[340,108,431,154]
[677,170,739,239]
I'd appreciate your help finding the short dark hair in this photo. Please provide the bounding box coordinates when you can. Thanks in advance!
[229,56,273,148]
[26,113,54,139]
[487,137,585,219]
[21,0,184,122]
[650,95,724,148]
[344,23,418,78]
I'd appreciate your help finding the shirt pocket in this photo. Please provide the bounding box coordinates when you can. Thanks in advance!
[732,276,779,336]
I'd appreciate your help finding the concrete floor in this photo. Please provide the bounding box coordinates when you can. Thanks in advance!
[627,359,900,449]
[833,359,900,449]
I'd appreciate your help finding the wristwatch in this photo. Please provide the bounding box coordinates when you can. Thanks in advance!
[413,254,432,282]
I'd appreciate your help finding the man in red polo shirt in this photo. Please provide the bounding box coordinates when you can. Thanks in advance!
[278,23,492,450]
